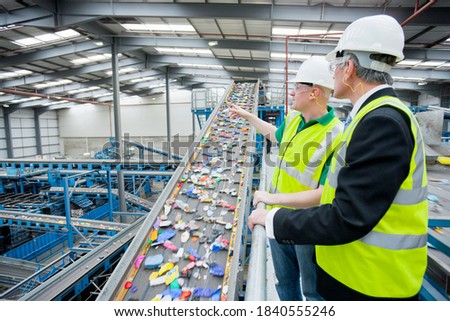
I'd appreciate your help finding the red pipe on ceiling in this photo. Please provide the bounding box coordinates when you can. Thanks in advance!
[401,0,437,26]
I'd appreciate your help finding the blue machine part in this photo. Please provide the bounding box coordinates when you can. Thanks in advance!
[71,196,93,210]
[4,232,67,261]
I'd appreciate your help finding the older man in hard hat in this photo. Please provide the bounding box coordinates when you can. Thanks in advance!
[248,15,428,301]
[230,57,342,301]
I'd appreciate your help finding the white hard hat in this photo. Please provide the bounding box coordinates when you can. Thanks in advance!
[289,57,334,90]
[326,15,404,72]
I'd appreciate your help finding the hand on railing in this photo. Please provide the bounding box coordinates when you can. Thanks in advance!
[248,206,270,232]
[252,190,278,207]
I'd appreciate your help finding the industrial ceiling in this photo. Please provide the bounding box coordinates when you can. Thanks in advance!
[0,0,449,110]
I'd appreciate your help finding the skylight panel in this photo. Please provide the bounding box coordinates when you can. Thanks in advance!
[299,28,328,35]
[14,29,81,47]
[155,47,212,56]
[178,63,223,69]
[122,23,195,33]
[0,69,32,80]
[42,100,69,106]
[55,29,81,38]
[105,67,138,75]
[272,27,298,36]
[122,24,149,31]
[10,97,41,104]
[291,53,311,60]
[14,37,43,47]
[71,54,117,65]
[35,33,62,42]
[68,86,101,94]
[397,59,423,66]
[34,79,73,89]
[130,76,158,83]
[417,60,446,67]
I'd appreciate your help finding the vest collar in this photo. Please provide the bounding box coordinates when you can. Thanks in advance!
[349,85,397,120]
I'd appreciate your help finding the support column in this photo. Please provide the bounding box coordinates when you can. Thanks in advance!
[34,108,43,156]
[192,108,196,138]
[63,178,74,249]
[112,37,127,214]
[107,169,113,222]
[165,67,172,159]
[3,108,15,159]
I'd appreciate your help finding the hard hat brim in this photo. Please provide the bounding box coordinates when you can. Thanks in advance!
[325,50,337,61]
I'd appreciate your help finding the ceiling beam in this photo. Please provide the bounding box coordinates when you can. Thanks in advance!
[1,34,448,75]
[55,3,450,27]
[39,69,164,95]
[2,53,448,100]
[0,58,143,88]
[4,3,449,29]
[147,54,450,82]
[0,6,53,27]
[0,40,110,68]
[119,36,450,61]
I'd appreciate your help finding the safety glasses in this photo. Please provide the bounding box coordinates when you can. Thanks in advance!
[294,82,313,93]
[329,58,345,75]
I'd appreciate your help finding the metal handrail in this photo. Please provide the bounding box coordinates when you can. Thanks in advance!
[245,142,268,301]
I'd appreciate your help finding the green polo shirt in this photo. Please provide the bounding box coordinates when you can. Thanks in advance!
[275,106,336,185]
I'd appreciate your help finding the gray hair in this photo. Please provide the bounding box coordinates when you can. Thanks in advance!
[338,52,395,85]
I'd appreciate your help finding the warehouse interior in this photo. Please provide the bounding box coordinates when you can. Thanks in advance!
[0,0,449,301]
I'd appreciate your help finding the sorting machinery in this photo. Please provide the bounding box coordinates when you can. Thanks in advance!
[0,156,176,298]
[97,81,258,301]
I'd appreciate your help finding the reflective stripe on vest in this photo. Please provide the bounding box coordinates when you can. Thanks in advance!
[359,230,427,250]
[272,123,343,190]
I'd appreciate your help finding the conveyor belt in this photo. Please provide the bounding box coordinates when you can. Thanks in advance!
[0,257,40,286]
[97,81,258,301]
[27,169,173,177]
[0,169,50,178]
[0,210,128,233]
[46,187,154,211]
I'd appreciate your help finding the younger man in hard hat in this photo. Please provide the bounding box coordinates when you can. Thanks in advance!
[248,15,428,300]
[230,57,342,300]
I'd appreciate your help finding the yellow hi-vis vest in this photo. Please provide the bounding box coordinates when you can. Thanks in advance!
[318,96,428,298]
[269,110,343,209]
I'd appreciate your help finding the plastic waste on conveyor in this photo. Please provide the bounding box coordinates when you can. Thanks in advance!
[100,81,258,301]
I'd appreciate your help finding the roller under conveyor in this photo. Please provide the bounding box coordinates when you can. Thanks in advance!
[97,81,258,301]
